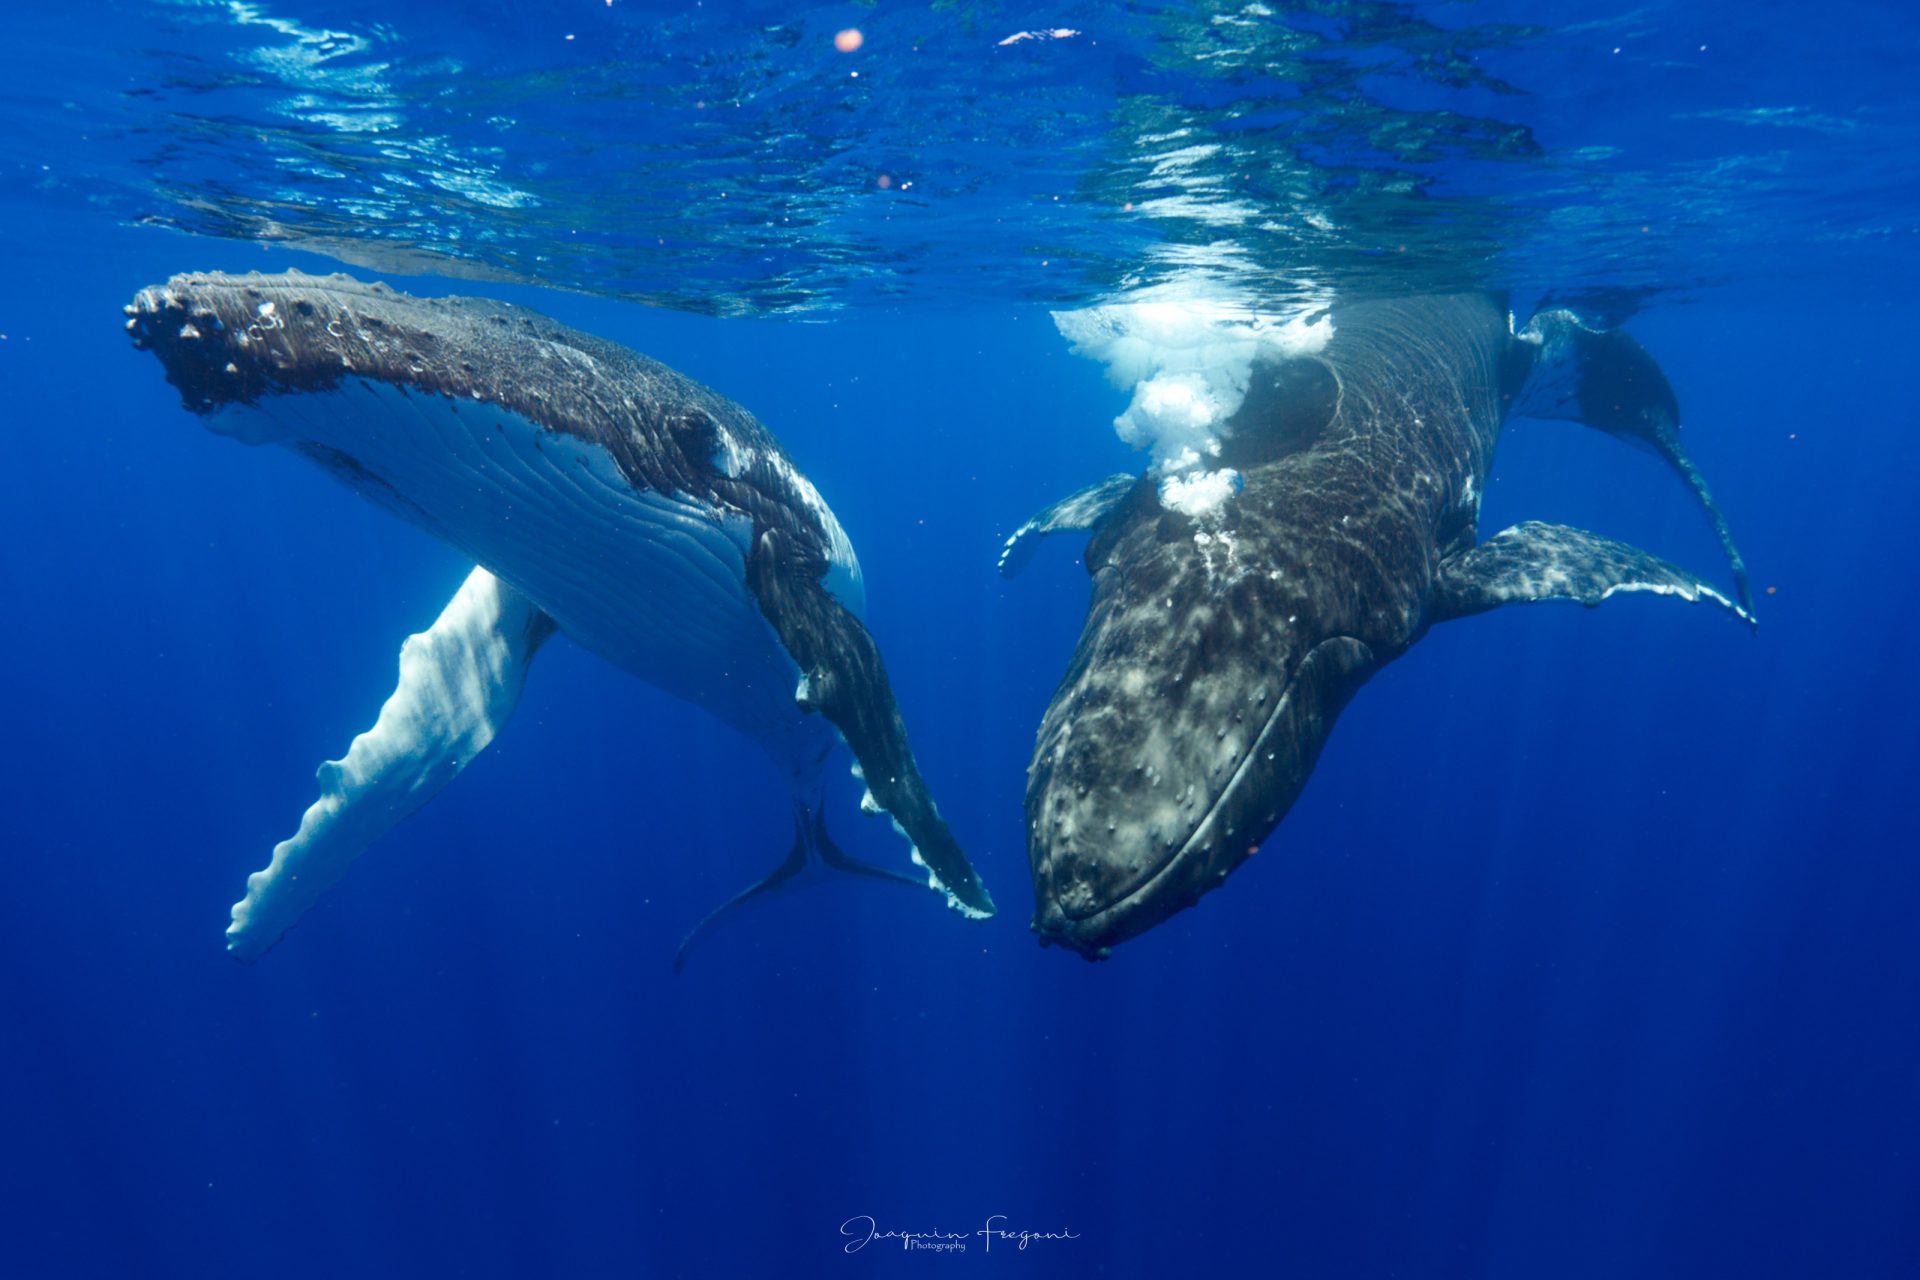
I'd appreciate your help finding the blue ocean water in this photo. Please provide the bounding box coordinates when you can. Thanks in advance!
[3,2,1917,1276]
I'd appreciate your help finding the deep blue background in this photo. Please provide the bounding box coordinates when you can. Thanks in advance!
[2,215,1917,1278]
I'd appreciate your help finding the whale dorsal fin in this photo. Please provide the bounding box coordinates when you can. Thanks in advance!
[1513,310,1753,617]
[1432,521,1755,629]
[997,473,1142,577]
[745,526,995,920]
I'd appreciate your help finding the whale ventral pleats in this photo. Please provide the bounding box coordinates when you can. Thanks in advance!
[124,267,991,961]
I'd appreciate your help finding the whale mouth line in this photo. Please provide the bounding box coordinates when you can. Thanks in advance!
[1042,633,1372,949]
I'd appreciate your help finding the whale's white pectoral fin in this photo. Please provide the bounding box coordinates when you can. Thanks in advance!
[1432,521,1756,630]
[227,566,556,961]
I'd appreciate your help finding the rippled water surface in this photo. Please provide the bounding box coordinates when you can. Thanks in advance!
[8,0,1916,311]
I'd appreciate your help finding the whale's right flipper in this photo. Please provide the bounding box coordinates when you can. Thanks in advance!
[998,473,1140,577]
[1433,521,1755,628]
[746,526,995,920]
[226,566,556,961]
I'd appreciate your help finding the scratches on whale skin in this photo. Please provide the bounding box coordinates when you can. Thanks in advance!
[1027,293,1745,957]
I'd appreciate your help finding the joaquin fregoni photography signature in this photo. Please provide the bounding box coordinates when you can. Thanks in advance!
[839,1214,1081,1255]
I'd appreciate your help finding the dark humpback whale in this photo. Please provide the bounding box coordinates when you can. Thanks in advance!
[1002,293,1751,958]
[125,269,993,962]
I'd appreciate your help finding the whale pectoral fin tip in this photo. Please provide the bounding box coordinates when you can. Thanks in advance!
[945,879,997,920]
[962,887,996,920]
[225,924,265,964]
[746,530,994,928]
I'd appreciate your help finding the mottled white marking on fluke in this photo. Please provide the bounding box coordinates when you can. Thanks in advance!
[227,567,552,961]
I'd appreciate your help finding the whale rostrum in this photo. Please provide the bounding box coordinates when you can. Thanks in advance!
[127,269,993,962]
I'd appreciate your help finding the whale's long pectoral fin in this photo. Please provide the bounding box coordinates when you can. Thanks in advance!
[226,567,556,961]
[1432,521,1756,629]
[1513,310,1753,618]
[746,527,995,920]
[998,473,1140,577]
[673,803,927,973]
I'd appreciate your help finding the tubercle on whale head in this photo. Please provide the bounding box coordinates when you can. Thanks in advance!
[124,269,548,419]
[123,271,402,416]
[1024,616,1377,959]
[124,269,760,506]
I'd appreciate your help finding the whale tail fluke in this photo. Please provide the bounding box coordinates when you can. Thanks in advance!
[672,803,928,974]
[672,826,808,975]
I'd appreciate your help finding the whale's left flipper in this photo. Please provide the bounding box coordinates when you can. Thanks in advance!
[226,567,555,961]
[998,474,1140,577]
[1432,521,1755,628]
[746,527,995,920]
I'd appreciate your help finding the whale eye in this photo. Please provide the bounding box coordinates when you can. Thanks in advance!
[669,408,717,455]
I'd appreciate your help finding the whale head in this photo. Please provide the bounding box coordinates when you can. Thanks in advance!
[1024,354,1395,958]
[1024,528,1379,957]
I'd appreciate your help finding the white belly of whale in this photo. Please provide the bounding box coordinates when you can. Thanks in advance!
[218,379,824,765]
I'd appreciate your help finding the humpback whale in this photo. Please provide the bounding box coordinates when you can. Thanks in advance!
[1002,293,1751,958]
[125,270,993,963]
